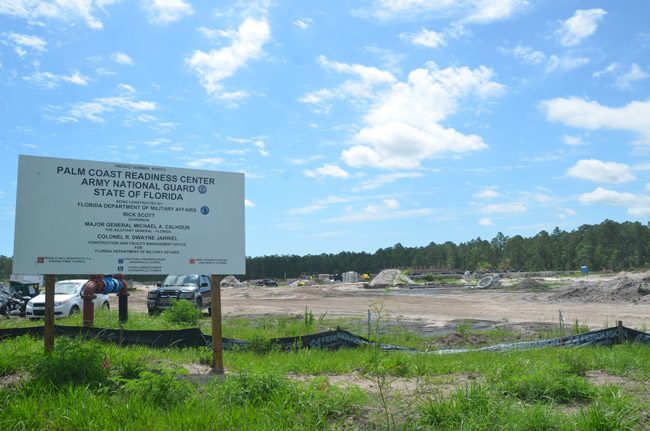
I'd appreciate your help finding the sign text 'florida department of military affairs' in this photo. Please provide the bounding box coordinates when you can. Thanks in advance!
[13,155,245,275]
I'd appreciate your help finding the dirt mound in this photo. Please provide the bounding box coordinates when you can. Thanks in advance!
[551,273,650,303]
[221,275,245,288]
[508,278,547,291]
[369,269,414,288]
[290,279,317,287]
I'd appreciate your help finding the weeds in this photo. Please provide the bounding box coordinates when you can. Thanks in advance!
[119,370,195,408]
[32,337,109,388]
[0,315,649,429]
[304,306,314,327]
[160,299,201,326]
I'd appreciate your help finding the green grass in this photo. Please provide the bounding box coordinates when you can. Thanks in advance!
[1,327,649,429]
[1,307,649,429]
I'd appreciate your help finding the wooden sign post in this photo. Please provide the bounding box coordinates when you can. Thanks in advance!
[210,274,224,373]
[43,274,55,353]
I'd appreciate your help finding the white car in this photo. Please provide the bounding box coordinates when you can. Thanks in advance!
[25,279,110,319]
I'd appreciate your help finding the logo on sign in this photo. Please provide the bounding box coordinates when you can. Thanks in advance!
[198,185,207,194]
[189,258,196,264]
[200,206,209,215]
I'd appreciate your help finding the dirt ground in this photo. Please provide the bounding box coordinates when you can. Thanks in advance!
[115,272,650,333]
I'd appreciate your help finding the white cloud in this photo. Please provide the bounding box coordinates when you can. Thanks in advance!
[368,0,527,23]
[253,140,269,156]
[113,52,133,65]
[561,135,583,146]
[154,122,177,133]
[287,195,348,216]
[63,71,88,86]
[474,186,500,200]
[288,155,325,165]
[304,164,350,180]
[480,202,528,214]
[186,18,270,100]
[186,158,224,169]
[593,62,619,78]
[503,45,587,73]
[404,29,445,49]
[567,159,636,184]
[353,172,422,191]
[143,0,193,24]
[23,71,88,88]
[293,18,312,30]
[383,198,400,209]
[578,187,636,206]
[119,83,136,93]
[593,63,649,90]
[559,208,578,220]
[545,55,589,73]
[327,207,433,223]
[300,56,396,106]
[463,0,528,24]
[66,95,156,122]
[4,32,46,56]
[143,138,170,147]
[523,192,551,204]
[245,199,256,208]
[227,136,271,156]
[507,44,545,65]
[479,218,494,226]
[541,97,650,146]
[340,62,503,169]
[615,64,649,90]
[556,8,606,47]
[0,0,115,29]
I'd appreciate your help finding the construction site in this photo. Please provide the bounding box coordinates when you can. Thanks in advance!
[118,269,650,337]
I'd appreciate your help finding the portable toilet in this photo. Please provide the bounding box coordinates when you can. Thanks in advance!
[580,265,588,275]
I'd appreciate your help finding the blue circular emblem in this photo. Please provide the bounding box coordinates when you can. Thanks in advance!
[200,206,209,215]
[198,185,207,194]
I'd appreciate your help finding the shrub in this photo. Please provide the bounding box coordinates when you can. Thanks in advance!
[498,369,595,403]
[247,334,275,354]
[32,338,109,388]
[419,384,507,429]
[219,372,288,405]
[161,299,201,326]
[575,389,639,430]
[121,370,195,408]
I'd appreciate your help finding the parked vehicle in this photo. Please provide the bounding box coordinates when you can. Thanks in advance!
[25,279,110,319]
[256,279,278,287]
[0,286,30,317]
[147,274,212,315]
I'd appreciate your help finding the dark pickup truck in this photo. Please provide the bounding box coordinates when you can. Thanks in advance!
[256,279,278,287]
[147,274,212,315]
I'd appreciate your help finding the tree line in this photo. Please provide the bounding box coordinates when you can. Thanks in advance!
[1,219,649,282]
[245,220,650,279]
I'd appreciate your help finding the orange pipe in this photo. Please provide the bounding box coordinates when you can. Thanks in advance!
[82,280,97,328]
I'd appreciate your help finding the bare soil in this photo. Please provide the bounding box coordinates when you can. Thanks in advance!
[115,271,650,332]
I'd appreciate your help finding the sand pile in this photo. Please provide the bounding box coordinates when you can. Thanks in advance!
[551,273,650,303]
[290,279,317,287]
[508,278,546,291]
[369,269,415,288]
[221,275,245,288]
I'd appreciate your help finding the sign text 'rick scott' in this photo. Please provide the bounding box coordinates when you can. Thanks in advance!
[13,155,245,275]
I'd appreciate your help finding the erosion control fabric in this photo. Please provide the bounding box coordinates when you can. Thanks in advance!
[1,325,649,352]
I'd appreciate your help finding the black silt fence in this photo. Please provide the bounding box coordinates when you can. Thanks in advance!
[1,324,649,352]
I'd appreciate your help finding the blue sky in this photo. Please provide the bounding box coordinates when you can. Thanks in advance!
[1,0,649,258]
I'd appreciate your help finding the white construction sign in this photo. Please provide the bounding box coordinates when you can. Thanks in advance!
[13,155,245,275]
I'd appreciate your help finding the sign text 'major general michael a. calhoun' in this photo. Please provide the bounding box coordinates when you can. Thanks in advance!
[13,155,245,275]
